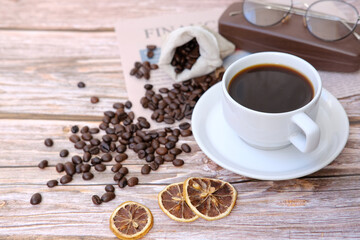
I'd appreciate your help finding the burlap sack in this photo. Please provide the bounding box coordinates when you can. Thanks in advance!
[159,26,235,82]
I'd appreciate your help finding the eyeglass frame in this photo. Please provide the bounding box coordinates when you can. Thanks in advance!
[229,0,360,42]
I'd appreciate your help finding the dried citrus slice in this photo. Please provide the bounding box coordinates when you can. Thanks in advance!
[158,182,199,222]
[110,201,153,240]
[183,177,237,221]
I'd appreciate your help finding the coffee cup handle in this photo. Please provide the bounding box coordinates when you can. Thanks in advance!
[289,112,320,153]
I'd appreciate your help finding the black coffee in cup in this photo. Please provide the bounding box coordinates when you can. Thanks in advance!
[228,64,314,113]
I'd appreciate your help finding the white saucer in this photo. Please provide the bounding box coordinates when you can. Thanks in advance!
[192,82,349,180]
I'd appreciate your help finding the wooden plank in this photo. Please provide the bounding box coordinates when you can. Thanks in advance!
[0,0,234,31]
[0,176,360,239]
[0,31,359,118]
[0,58,127,118]
[0,119,360,181]
[0,31,119,60]
[0,119,359,180]
[0,59,358,118]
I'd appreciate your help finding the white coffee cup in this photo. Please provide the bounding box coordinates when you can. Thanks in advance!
[222,52,322,153]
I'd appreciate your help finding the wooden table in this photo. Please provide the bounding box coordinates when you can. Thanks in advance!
[1,0,360,239]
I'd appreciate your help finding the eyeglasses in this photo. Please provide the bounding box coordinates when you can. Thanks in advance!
[229,0,360,41]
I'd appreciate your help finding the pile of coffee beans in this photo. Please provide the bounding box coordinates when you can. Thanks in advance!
[171,38,200,74]
[36,99,193,205]
[129,61,159,80]
[140,70,223,124]
[129,44,159,80]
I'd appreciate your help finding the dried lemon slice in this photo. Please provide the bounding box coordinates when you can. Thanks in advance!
[183,177,237,221]
[110,201,153,240]
[158,182,199,222]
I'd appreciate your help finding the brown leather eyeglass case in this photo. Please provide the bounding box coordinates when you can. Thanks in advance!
[218,2,360,72]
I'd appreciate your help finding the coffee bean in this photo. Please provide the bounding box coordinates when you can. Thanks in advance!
[71,155,82,165]
[92,195,102,205]
[101,192,115,202]
[149,161,159,170]
[138,150,146,159]
[144,84,153,90]
[44,138,53,147]
[180,129,192,137]
[89,138,100,146]
[150,64,159,70]
[113,172,124,181]
[77,81,86,88]
[80,163,91,173]
[145,154,155,162]
[115,153,128,162]
[91,157,102,165]
[154,156,164,165]
[83,152,91,162]
[147,44,156,51]
[89,146,100,155]
[167,135,178,142]
[81,126,89,133]
[38,160,48,169]
[101,153,112,162]
[113,102,124,109]
[156,147,168,155]
[119,167,128,175]
[74,141,86,149]
[158,137,168,145]
[116,144,127,153]
[89,128,99,134]
[60,175,72,184]
[56,163,65,173]
[105,184,115,192]
[83,145,91,152]
[75,163,83,173]
[111,163,122,173]
[81,133,92,141]
[91,96,99,104]
[64,162,76,176]
[179,122,191,130]
[145,147,154,154]
[47,180,58,188]
[135,143,147,151]
[100,142,110,153]
[94,164,106,172]
[82,172,94,180]
[69,134,80,143]
[173,159,184,166]
[151,139,160,149]
[147,51,154,58]
[181,143,191,153]
[128,177,139,187]
[71,125,79,133]
[165,141,176,149]
[158,131,167,137]
[170,148,182,155]
[118,177,127,188]
[30,193,42,205]
[164,154,175,162]
[125,100,132,109]
[99,122,108,130]
[172,129,181,136]
[141,164,151,174]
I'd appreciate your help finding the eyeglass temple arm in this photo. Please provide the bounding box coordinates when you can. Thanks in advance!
[229,4,360,40]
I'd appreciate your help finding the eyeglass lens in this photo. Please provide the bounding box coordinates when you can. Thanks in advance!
[243,0,359,41]
[306,0,359,41]
[243,0,293,27]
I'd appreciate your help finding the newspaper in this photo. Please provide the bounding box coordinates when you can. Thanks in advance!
[115,8,235,127]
